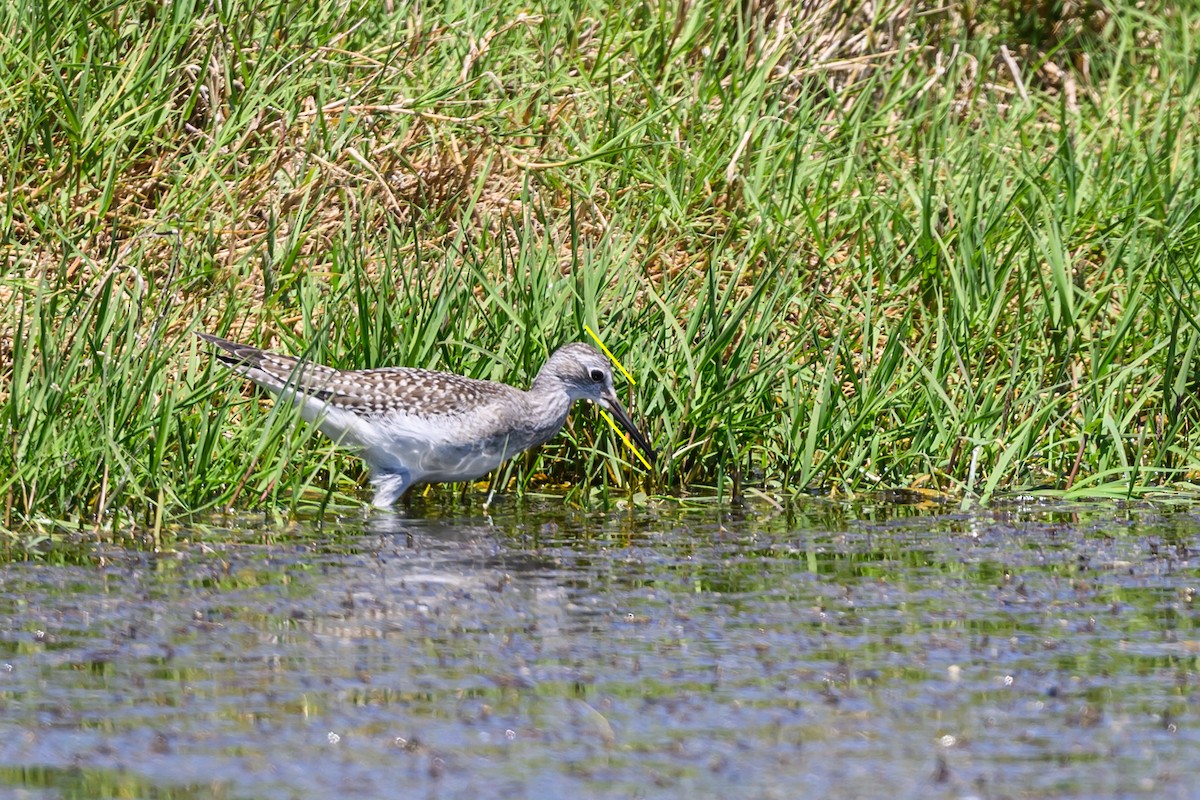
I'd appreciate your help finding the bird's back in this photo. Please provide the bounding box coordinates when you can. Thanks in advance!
[199,332,512,416]
[198,332,536,481]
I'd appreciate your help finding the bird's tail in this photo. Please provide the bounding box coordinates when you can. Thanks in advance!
[196,330,344,401]
[195,331,270,371]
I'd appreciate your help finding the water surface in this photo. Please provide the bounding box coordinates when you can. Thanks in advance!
[1,499,1198,798]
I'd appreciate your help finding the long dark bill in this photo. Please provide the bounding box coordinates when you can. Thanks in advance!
[601,391,657,466]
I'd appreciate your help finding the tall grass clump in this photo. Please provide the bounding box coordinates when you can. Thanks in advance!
[2,0,1200,535]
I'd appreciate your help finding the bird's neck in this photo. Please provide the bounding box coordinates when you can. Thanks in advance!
[520,383,574,443]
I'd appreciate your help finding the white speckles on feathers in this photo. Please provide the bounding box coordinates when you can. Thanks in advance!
[197,332,516,418]
[251,354,515,417]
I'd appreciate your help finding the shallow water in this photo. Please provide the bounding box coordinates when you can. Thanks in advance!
[1,499,1199,799]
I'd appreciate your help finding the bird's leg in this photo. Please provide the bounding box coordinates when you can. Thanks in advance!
[483,480,497,513]
[369,470,411,509]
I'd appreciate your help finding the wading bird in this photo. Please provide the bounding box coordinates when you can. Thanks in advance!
[197,333,655,507]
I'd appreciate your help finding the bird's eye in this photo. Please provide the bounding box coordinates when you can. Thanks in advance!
[589,368,605,383]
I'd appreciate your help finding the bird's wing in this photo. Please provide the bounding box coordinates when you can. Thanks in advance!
[198,332,514,418]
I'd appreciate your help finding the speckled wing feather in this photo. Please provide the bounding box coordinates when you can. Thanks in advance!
[197,332,513,417]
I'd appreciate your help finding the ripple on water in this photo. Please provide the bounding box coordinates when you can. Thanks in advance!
[0,499,1198,798]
